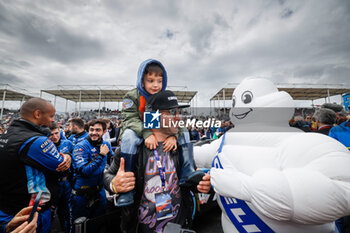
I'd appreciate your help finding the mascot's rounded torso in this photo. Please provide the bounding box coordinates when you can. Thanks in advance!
[212,132,349,233]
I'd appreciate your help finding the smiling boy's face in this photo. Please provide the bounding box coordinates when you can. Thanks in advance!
[143,72,163,95]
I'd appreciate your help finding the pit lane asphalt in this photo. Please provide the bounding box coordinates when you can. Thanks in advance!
[192,204,223,233]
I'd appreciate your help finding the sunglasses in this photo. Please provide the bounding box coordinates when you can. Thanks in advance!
[162,109,179,115]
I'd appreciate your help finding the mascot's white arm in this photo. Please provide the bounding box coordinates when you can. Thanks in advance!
[211,134,350,224]
[194,138,222,168]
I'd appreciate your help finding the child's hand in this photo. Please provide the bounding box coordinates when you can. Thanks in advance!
[163,136,177,152]
[145,134,158,150]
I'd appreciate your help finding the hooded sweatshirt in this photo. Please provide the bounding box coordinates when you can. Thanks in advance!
[120,59,168,140]
[136,59,168,101]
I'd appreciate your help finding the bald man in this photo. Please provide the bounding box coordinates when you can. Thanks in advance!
[0,98,71,233]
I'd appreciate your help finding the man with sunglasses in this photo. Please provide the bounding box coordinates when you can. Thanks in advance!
[104,90,211,233]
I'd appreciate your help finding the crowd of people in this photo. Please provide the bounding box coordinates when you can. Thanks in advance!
[0,58,349,233]
[1,101,349,233]
[0,59,213,233]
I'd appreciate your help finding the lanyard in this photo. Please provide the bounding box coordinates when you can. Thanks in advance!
[153,149,166,188]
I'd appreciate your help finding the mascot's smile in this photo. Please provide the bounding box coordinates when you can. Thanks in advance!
[232,108,253,119]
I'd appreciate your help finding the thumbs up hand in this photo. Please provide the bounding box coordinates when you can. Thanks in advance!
[111,158,136,193]
[99,144,110,156]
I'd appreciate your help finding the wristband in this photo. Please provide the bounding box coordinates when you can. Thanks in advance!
[111,182,118,194]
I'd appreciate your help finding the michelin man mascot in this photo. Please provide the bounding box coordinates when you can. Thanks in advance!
[195,78,350,233]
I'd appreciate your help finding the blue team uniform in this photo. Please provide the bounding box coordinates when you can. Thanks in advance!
[68,131,89,146]
[54,139,74,233]
[60,129,67,140]
[23,136,64,233]
[0,119,64,233]
[71,138,113,221]
[329,121,350,149]
[329,120,350,231]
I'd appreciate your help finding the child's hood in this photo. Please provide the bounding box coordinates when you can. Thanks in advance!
[136,59,168,100]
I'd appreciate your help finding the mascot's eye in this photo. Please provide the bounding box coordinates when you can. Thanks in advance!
[232,96,236,108]
[241,91,253,104]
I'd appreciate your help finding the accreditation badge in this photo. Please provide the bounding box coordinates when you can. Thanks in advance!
[155,191,173,220]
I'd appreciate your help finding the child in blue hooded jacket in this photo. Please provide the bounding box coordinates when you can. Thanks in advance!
[115,59,204,207]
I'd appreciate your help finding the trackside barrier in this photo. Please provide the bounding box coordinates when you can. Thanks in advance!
[73,209,121,233]
[74,217,87,233]
[164,223,196,233]
[73,212,196,233]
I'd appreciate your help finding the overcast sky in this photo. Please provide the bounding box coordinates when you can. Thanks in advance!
[1,0,350,111]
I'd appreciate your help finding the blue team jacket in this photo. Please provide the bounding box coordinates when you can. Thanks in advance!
[57,139,74,154]
[73,139,113,189]
[69,131,89,146]
[329,120,350,149]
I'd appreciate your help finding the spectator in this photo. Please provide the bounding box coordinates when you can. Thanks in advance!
[304,115,313,128]
[217,121,225,138]
[322,103,347,125]
[190,126,200,141]
[223,120,232,132]
[313,108,337,135]
[108,121,121,147]
[101,118,120,147]
[203,127,212,139]
[117,61,202,207]
[117,59,175,207]
[291,115,311,132]
[104,91,211,233]
[101,118,112,146]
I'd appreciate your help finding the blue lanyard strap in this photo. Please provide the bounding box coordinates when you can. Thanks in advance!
[212,133,226,168]
[153,149,166,188]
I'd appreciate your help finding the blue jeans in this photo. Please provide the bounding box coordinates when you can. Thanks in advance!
[178,131,190,145]
[121,129,143,154]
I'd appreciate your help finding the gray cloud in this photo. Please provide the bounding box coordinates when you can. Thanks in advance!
[189,23,214,54]
[214,14,229,28]
[0,2,104,64]
[0,57,31,69]
[280,8,294,18]
[0,0,350,111]
[0,71,22,84]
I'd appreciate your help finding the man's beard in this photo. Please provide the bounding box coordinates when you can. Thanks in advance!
[88,136,103,147]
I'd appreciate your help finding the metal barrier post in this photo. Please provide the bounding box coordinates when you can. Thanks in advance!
[164,222,196,233]
[74,217,87,233]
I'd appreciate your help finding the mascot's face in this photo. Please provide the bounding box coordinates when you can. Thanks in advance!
[230,78,294,126]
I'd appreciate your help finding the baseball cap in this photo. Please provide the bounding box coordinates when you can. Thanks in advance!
[146,90,190,111]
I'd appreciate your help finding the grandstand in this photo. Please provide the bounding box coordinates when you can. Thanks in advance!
[210,82,350,107]
[2,82,350,123]
[41,85,197,116]
[0,84,35,120]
